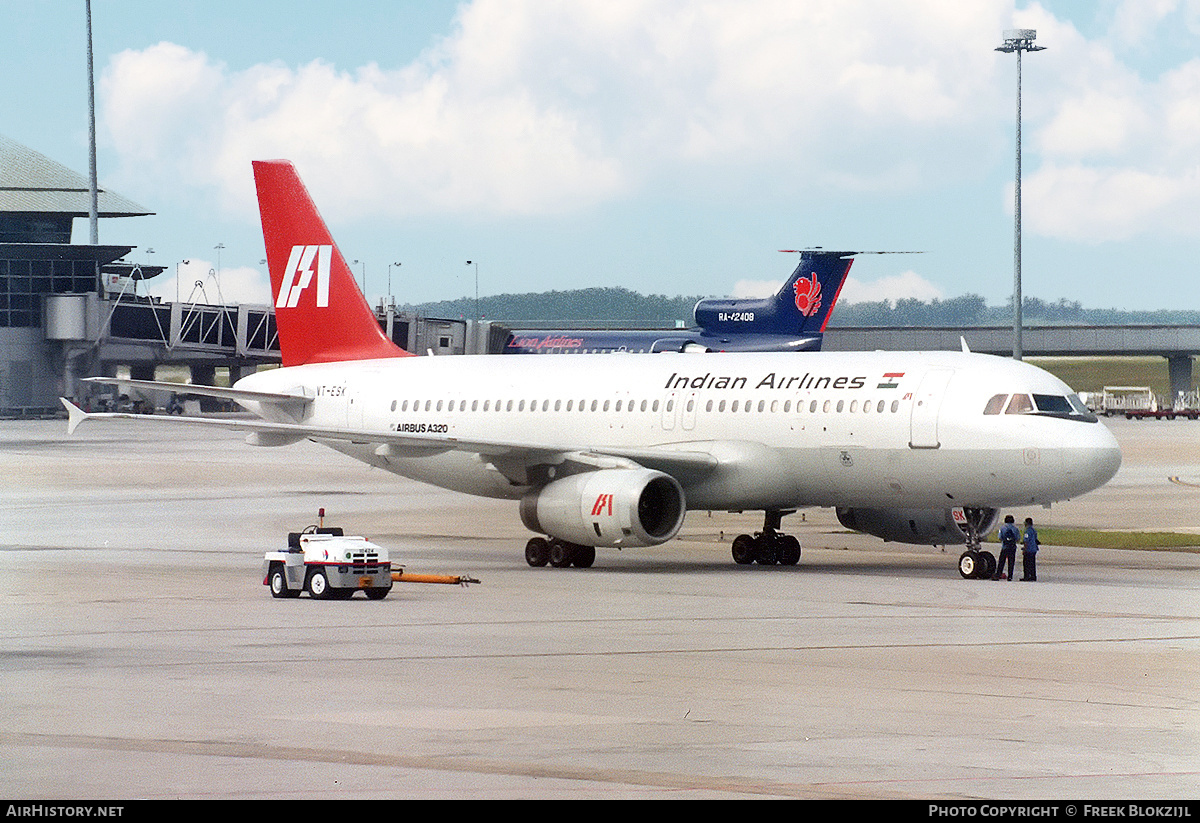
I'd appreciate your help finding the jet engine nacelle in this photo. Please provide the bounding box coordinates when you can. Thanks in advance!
[835,507,998,546]
[520,469,686,548]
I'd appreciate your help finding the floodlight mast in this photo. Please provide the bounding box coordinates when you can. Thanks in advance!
[85,0,99,245]
[996,28,1045,361]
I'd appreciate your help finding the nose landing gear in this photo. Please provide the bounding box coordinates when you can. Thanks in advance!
[956,507,997,579]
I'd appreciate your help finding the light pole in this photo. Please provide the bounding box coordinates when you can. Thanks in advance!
[85,0,98,245]
[465,260,478,319]
[996,28,1045,361]
[387,261,400,307]
[176,259,189,305]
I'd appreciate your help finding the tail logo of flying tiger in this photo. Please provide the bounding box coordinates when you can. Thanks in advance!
[276,244,332,309]
[793,273,823,317]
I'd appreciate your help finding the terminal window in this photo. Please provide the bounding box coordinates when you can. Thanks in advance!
[0,259,98,327]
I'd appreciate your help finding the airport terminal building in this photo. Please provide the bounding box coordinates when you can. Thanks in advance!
[0,136,302,416]
[0,135,160,415]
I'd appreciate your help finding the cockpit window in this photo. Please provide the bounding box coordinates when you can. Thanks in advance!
[1033,394,1072,415]
[1067,394,1098,421]
[1005,394,1034,414]
[990,391,1098,422]
[983,394,1007,415]
[1031,393,1098,422]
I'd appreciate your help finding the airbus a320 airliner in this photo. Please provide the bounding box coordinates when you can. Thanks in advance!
[64,160,1122,578]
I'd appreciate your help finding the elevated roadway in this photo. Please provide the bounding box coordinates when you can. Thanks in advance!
[823,325,1200,395]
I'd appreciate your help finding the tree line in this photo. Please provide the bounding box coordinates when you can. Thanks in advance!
[407,288,1200,328]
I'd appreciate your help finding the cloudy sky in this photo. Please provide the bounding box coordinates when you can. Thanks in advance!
[4,0,1200,311]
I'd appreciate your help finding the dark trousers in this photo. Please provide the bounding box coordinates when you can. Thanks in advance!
[995,547,1015,580]
[1022,551,1037,581]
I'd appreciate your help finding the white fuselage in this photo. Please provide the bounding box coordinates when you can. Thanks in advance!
[235,349,1121,512]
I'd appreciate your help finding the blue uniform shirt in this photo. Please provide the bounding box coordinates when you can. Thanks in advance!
[999,523,1019,550]
[1023,526,1039,554]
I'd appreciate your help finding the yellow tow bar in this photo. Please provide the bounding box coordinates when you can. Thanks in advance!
[392,571,480,586]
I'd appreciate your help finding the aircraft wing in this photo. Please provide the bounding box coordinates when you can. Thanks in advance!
[82,376,314,411]
[59,399,720,484]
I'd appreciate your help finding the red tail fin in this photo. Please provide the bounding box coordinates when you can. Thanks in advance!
[253,160,410,366]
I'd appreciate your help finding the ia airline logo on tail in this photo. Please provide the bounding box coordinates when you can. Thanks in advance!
[276,244,332,308]
[793,274,822,317]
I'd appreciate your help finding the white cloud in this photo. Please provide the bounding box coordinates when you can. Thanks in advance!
[95,0,1200,248]
[101,40,628,219]
[1021,49,1200,240]
[143,259,272,305]
[838,271,945,305]
[1109,0,1180,47]
[1002,4,1200,241]
[729,279,781,299]
[732,270,944,304]
[1023,159,1200,242]
[99,0,1012,219]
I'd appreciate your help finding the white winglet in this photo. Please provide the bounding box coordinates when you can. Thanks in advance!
[60,398,89,435]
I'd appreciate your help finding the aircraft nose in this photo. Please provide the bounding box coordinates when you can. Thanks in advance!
[1078,424,1122,492]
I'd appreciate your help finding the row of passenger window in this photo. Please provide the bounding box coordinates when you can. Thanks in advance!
[388,396,905,415]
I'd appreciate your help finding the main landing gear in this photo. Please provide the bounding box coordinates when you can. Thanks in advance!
[525,537,597,568]
[731,510,802,566]
[956,507,997,580]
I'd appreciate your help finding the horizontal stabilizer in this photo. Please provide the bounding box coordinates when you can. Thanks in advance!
[82,376,313,412]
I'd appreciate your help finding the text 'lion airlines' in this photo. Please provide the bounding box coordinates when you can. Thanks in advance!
[64,160,1122,576]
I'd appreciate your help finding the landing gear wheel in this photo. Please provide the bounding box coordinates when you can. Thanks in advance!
[778,535,802,566]
[572,545,596,568]
[307,568,332,599]
[525,537,550,567]
[732,534,756,565]
[549,540,575,568]
[958,550,982,579]
[979,550,996,580]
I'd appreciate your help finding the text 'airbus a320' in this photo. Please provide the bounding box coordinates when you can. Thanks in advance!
[64,160,1122,578]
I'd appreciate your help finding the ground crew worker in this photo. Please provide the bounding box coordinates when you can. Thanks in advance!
[1021,517,1039,581]
[994,515,1019,581]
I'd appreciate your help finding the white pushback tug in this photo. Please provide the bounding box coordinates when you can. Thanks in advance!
[263,509,480,599]
[264,510,393,600]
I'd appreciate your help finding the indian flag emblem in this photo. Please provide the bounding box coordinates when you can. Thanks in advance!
[877,372,904,389]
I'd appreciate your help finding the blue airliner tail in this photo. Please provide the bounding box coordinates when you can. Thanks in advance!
[692,250,855,338]
[501,250,859,354]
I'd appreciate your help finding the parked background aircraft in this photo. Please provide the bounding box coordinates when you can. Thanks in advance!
[65,161,1122,579]
[501,249,854,354]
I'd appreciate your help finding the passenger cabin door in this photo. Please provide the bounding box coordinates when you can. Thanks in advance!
[909,368,953,449]
[681,391,698,430]
[661,390,678,431]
